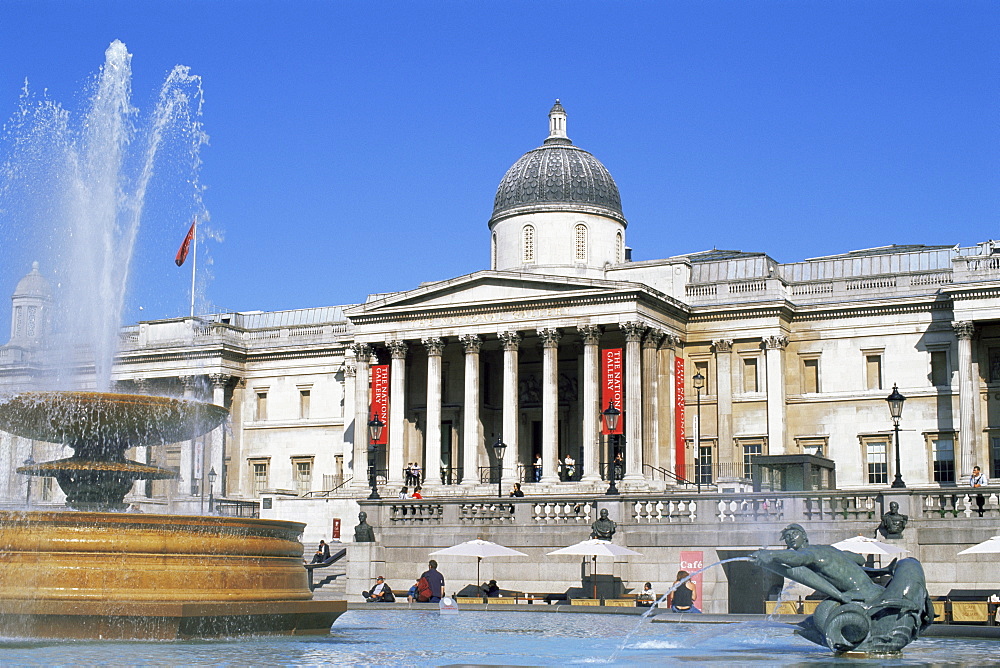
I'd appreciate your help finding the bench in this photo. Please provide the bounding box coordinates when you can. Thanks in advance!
[765,600,798,615]
[603,599,636,608]
[570,598,601,606]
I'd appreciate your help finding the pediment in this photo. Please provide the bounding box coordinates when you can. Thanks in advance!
[346,270,638,318]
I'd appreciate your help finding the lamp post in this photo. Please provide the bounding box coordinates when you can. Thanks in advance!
[493,436,507,498]
[207,467,217,514]
[602,400,621,495]
[367,413,385,500]
[886,384,906,489]
[22,454,34,507]
[693,371,705,493]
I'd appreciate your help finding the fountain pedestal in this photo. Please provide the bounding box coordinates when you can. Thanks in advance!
[0,511,346,639]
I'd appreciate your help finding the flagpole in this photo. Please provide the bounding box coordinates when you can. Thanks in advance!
[189,218,197,318]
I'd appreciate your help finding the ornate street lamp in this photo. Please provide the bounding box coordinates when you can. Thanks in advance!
[493,436,507,498]
[367,413,385,500]
[207,467,217,514]
[602,400,621,495]
[22,454,34,507]
[693,371,705,493]
[886,384,906,489]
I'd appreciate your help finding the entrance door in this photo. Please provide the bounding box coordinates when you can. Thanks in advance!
[718,550,783,614]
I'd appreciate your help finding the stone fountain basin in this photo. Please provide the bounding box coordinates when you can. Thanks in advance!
[0,511,345,638]
[0,391,228,452]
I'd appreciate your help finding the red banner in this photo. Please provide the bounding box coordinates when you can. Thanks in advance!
[370,364,390,444]
[675,357,686,476]
[601,348,624,435]
[174,219,196,266]
[679,550,704,609]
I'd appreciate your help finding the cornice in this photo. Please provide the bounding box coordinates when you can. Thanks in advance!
[791,298,951,323]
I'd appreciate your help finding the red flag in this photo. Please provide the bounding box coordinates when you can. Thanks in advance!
[174,220,196,266]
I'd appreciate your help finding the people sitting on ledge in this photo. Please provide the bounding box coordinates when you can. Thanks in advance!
[310,539,331,564]
[363,576,395,603]
[481,579,500,596]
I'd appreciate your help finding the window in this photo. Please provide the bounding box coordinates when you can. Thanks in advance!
[990,348,1000,384]
[299,388,311,419]
[574,224,588,262]
[802,357,820,393]
[932,436,955,483]
[522,225,535,263]
[250,459,270,494]
[697,444,713,485]
[292,457,313,496]
[27,306,37,337]
[991,436,1000,480]
[14,307,22,337]
[795,436,828,457]
[40,477,55,502]
[615,232,623,263]
[741,440,764,478]
[255,391,268,421]
[491,232,497,269]
[865,354,882,390]
[930,350,949,386]
[865,438,889,484]
[693,361,710,394]
[742,357,759,393]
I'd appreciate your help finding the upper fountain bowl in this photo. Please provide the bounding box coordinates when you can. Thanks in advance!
[0,391,228,453]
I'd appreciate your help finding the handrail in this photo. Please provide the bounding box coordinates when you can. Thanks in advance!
[642,464,701,490]
[302,476,354,498]
[304,547,348,591]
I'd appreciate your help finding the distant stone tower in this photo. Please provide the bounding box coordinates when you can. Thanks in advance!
[8,262,51,348]
[489,100,628,276]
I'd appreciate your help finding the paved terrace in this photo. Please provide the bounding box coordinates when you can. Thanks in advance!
[347,487,1000,614]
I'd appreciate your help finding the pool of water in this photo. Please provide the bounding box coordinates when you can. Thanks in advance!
[0,610,994,666]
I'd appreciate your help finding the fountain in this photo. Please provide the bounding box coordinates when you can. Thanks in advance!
[0,43,345,639]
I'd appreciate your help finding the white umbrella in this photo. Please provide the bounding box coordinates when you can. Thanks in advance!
[548,539,642,598]
[832,535,910,556]
[958,536,1000,555]
[430,539,527,586]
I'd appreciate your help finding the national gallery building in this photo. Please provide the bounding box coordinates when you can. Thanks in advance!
[2,102,999,510]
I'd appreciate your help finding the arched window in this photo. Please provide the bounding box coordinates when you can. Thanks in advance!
[574,224,588,262]
[522,225,535,264]
[491,232,497,270]
[615,232,623,264]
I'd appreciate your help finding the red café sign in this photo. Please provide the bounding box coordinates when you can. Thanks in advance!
[601,348,623,435]
[370,364,390,445]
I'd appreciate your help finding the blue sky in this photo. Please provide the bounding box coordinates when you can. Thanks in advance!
[0,1,997,322]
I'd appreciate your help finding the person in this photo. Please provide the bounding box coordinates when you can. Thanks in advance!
[311,539,331,563]
[613,451,624,479]
[877,501,908,539]
[354,511,376,542]
[590,508,617,541]
[404,463,414,486]
[509,482,524,498]
[412,462,422,485]
[533,453,542,482]
[481,579,500,596]
[970,466,989,517]
[563,454,576,481]
[398,485,408,499]
[407,577,421,603]
[667,571,701,613]
[751,524,883,605]
[363,575,395,603]
[420,559,445,603]
[637,581,656,607]
[411,486,423,499]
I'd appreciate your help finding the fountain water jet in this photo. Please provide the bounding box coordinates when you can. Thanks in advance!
[0,42,345,639]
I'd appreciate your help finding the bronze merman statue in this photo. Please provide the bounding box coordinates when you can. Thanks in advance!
[752,524,933,654]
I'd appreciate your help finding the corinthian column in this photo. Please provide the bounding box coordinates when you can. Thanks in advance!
[351,343,371,490]
[423,337,445,485]
[643,329,664,472]
[179,375,198,496]
[764,335,788,455]
[578,325,603,483]
[343,359,357,485]
[622,322,646,481]
[498,331,521,482]
[387,340,408,486]
[538,327,562,483]
[460,334,483,486]
[208,374,230,495]
[661,334,682,479]
[954,321,977,476]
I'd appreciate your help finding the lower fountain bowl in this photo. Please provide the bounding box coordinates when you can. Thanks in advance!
[0,510,345,639]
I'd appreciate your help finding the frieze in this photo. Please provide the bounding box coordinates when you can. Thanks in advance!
[407,305,571,329]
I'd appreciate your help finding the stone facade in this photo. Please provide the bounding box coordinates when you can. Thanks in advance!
[2,104,1000,529]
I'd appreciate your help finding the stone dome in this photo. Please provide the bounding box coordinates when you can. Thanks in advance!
[14,262,51,299]
[489,102,625,227]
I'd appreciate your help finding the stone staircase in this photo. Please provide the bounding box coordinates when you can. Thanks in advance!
[309,563,347,601]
